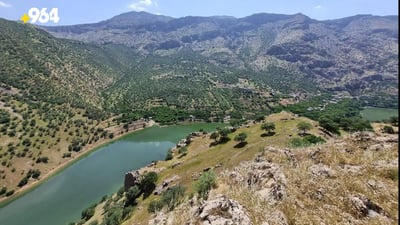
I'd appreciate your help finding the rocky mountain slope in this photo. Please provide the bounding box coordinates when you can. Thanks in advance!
[44,12,399,103]
[78,112,398,225]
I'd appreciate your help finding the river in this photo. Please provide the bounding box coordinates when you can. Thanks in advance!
[0,123,223,225]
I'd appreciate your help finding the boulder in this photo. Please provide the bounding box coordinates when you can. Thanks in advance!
[349,194,387,218]
[309,164,336,178]
[191,195,252,225]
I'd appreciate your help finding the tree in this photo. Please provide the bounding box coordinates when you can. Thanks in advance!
[234,132,247,143]
[297,121,312,135]
[140,172,158,198]
[210,132,219,141]
[194,170,216,200]
[318,117,340,134]
[125,186,141,206]
[261,122,275,134]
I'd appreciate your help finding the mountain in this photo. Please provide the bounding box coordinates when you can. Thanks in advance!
[43,12,399,106]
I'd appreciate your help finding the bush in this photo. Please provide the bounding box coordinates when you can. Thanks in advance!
[165,149,173,161]
[125,186,140,206]
[194,170,216,200]
[0,186,7,195]
[289,135,325,148]
[81,204,96,221]
[161,185,186,211]
[6,189,14,196]
[382,125,395,134]
[261,122,275,134]
[178,147,188,155]
[140,172,158,198]
[148,199,164,213]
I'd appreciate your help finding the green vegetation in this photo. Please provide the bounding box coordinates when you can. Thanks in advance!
[289,134,326,148]
[360,108,398,122]
[234,132,248,148]
[297,121,312,135]
[284,98,373,133]
[261,122,275,135]
[165,149,173,161]
[382,126,395,134]
[194,170,217,200]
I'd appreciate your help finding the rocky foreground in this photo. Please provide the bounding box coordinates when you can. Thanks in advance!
[147,131,398,225]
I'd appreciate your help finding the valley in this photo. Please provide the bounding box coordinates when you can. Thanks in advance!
[0,9,398,225]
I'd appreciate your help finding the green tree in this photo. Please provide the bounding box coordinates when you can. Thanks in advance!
[261,122,275,134]
[194,170,216,200]
[125,186,141,206]
[318,117,340,134]
[140,172,158,198]
[297,121,312,135]
[234,132,247,143]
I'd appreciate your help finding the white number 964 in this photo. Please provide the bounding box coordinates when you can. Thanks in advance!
[28,8,60,24]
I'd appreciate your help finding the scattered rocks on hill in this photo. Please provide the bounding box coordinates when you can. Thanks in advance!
[308,164,336,178]
[190,195,252,225]
[227,157,287,203]
[349,194,388,218]
[262,210,288,225]
[153,175,180,195]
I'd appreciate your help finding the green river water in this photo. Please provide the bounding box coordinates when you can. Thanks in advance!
[0,123,223,225]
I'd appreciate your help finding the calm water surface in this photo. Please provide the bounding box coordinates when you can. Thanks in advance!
[0,123,223,225]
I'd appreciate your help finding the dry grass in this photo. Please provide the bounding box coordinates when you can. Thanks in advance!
[113,112,398,225]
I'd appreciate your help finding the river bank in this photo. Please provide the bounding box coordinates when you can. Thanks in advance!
[0,120,156,207]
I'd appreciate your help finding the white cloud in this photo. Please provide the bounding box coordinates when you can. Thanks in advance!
[314,5,323,9]
[0,1,12,8]
[129,0,157,12]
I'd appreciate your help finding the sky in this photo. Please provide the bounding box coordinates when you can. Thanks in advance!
[0,0,398,25]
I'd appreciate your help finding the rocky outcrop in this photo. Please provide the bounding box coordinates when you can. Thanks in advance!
[153,175,180,195]
[308,164,336,178]
[190,195,252,225]
[227,157,287,203]
[349,194,388,218]
[262,211,288,225]
[124,170,141,191]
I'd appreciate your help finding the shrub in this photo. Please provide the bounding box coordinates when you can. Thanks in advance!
[140,172,158,198]
[165,149,173,161]
[194,170,216,200]
[382,125,395,134]
[161,185,186,211]
[148,199,164,213]
[125,186,140,206]
[81,204,96,221]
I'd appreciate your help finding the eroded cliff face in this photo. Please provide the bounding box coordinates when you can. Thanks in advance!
[147,131,398,225]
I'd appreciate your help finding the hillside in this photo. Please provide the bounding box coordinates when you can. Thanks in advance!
[43,12,399,106]
[75,112,398,225]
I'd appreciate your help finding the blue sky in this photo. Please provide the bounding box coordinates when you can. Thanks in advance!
[0,0,398,25]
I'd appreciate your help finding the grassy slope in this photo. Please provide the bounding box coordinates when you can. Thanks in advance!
[91,111,398,225]
[119,112,323,224]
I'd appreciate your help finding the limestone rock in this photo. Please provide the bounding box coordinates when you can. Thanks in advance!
[349,194,387,218]
[309,164,336,178]
[191,195,252,225]
[265,211,288,225]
